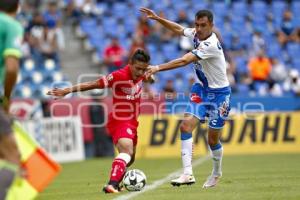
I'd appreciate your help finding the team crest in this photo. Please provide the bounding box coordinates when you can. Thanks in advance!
[219,100,229,117]
[127,128,133,135]
[107,74,113,81]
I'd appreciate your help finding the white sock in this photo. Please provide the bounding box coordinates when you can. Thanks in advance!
[181,133,193,175]
[116,153,131,164]
[210,144,223,177]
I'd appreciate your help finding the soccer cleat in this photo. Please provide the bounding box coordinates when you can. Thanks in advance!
[118,183,125,192]
[202,175,220,188]
[171,174,196,186]
[103,184,119,193]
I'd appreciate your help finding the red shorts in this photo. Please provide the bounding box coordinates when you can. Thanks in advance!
[106,120,138,146]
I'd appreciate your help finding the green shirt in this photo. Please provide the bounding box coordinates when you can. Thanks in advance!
[0,12,23,92]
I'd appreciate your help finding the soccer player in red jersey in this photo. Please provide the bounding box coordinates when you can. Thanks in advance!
[47,49,152,193]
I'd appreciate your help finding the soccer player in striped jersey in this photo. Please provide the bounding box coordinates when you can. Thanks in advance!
[141,8,231,188]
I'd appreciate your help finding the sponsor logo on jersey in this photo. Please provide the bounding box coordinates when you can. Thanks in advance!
[127,128,133,135]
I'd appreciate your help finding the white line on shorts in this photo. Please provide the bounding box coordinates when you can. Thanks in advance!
[113,155,210,200]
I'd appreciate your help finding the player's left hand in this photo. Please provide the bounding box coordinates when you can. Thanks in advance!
[47,88,69,99]
[139,7,159,20]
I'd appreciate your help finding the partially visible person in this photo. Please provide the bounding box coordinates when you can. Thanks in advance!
[0,0,23,199]
[276,10,297,46]
[89,91,114,157]
[129,36,146,57]
[252,30,265,56]
[283,69,300,96]
[270,58,287,83]
[141,8,231,189]
[43,0,65,50]
[103,37,127,73]
[163,79,177,100]
[37,22,59,62]
[176,10,193,51]
[247,50,272,92]
[47,49,153,194]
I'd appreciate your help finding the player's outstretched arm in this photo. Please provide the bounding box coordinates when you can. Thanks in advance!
[140,7,185,36]
[47,79,101,99]
[146,52,198,78]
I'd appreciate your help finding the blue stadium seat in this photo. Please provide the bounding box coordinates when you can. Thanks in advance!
[162,43,179,60]
[251,0,268,17]
[113,3,130,19]
[212,2,228,18]
[292,17,300,27]
[235,57,248,74]
[232,2,248,18]
[80,18,97,36]
[191,0,207,8]
[291,1,300,16]
[123,17,137,34]
[287,43,300,58]
[237,83,249,94]
[266,42,281,58]
[271,1,286,16]
[147,44,158,56]
[151,53,165,65]
[172,1,190,12]
[292,57,300,71]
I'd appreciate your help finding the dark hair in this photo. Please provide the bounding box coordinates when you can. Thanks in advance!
[0,0,19,13]
[195,10,213,23]
[131,49,150,63]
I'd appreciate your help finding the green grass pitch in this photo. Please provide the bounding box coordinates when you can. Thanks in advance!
[37,154,300,200]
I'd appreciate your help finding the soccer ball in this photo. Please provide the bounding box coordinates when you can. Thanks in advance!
[122,169,147,191]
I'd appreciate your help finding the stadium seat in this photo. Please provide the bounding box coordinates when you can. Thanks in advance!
[23,59,35,72]
[212,2,228,18]
[287,43,300,58]
[291,1,300,16]
[235,57,248,74]
[271,1,286,17]
[232,2,248,18]
[266,42,281,58]
[80,18,97,36]
[32,71,44,84]
[237,83,249,94]
[162,43,179,60]
[44,59,58,72]
[292,58,300,71]
[251,0,268,17]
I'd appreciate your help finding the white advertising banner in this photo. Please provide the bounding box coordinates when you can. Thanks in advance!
[20,116,85,163]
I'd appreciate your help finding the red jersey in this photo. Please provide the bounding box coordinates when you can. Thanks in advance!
[98,65,144,129]
[103,45,125,67]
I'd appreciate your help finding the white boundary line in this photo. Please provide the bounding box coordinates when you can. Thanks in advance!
[113,155,210,200]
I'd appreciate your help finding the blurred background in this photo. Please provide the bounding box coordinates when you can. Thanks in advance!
[11,0,300,162]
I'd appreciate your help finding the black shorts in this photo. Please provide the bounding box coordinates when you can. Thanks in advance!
[0,107,12,135]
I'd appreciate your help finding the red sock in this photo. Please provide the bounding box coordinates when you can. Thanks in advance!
[108,158,127,185]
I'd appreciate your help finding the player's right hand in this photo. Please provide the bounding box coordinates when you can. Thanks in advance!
[139,7,159,20]
[145,65,159,80]
[46,88,69,99]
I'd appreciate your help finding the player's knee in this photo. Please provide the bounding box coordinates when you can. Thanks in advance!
[0,135,21,165]
[180,121,193,133]
[208,136,219,147]
[119,145,134,156]
[208,138,219,146]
